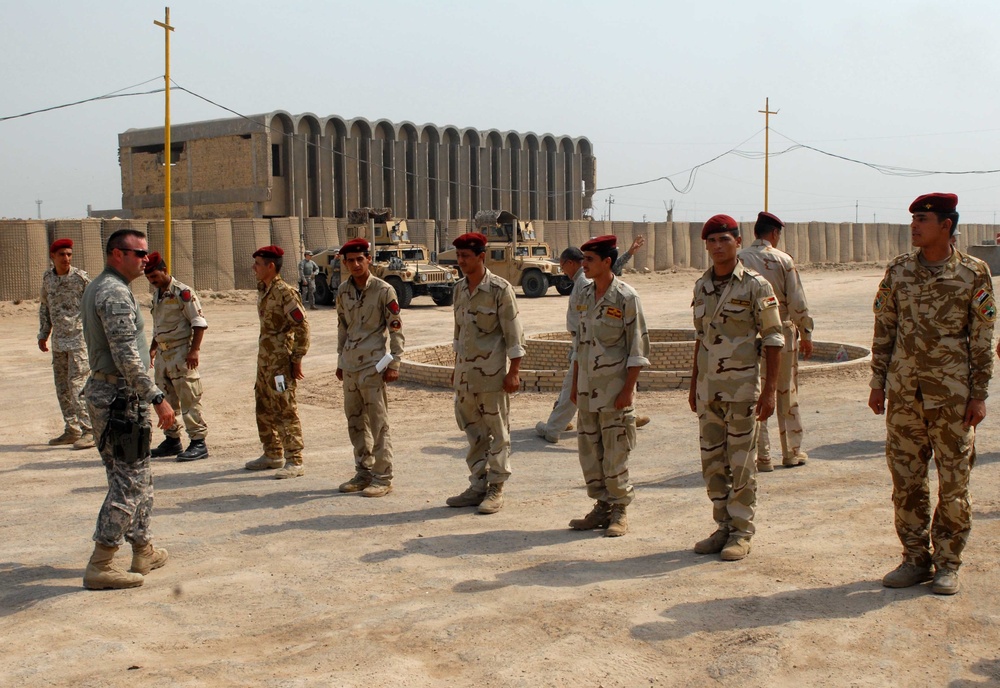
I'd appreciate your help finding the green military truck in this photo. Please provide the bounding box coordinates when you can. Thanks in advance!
[312,207,458,307]
[437,210,572,297]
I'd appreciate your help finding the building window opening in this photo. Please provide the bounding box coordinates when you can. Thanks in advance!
[271,144,282,177]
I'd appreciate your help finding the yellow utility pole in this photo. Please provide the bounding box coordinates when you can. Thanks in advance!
[154,7,175,271]
[758,97,778,212]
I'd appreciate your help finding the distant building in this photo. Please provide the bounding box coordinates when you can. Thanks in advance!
[119,111,596,222]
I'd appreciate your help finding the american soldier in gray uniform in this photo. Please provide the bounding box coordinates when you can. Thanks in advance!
[144,252,210,461]
[81,228,175,590]
[569,235,650,537]
[38,238,94,449]
[335,237,405,498]
[447,232,525,515]
[689,214,783,561]
[869,193,994,595]
[299,250,320,310]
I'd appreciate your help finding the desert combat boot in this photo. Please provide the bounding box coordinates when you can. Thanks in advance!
[931,568,960,595]
[720,535,752,561]
[130,542,169,575]
[882,561,933,588]
[478,483,505,514]
[446,486,486,508]
[569,501,612,530]
[694,527,732,554]
[83,543,144,590]
[244,454,284,471]
[339,472,372,493]
[605,504,629,537]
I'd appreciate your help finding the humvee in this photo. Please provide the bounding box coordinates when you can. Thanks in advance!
[312,207,457,307]
[437,210,572,297]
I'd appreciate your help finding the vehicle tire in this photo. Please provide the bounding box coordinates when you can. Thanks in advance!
[555,276,574,296]
[315,274,334,305]
[521,269,548,298]
[387,277,413,308]
[431,289,454,307]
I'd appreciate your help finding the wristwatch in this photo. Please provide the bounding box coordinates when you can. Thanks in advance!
[151,393,165,405]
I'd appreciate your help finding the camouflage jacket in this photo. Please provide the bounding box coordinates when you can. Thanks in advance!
[573,275,650,413]
[82,267,160,403]
[453,268,526,393]
[38,266,90,351]
[738,239,814,341]
[151,277,208,348]
[298,259,319,283]
[336,273,404,373]
[870,248,995,407]
[692,261,784,403]
[257,275,310,377]
[611,250,634,277]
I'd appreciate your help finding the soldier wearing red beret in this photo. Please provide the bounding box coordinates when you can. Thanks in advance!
[870,192,994,595]
[246,244,311,478]
[39,237,94,449]
[689,214,784,561]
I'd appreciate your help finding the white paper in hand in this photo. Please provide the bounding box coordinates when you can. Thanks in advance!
[375,352,395,374]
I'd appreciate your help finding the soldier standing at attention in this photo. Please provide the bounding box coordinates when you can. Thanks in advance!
[299,249,320,310]
[568,235,650,537]
[144,252,210,462]
[738,211,814,471]
[81,228,175,589]
[446,232,525,514]
[689,215,783,561]
[335,238,404,498]
[245,245,311,479]
[870,193,994,596]
[38,238,94,450]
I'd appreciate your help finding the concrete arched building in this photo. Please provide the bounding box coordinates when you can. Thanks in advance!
[119,111,596,222]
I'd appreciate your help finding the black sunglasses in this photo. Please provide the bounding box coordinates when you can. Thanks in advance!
[119,248,149,258]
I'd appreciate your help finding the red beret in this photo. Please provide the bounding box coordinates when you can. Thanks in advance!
[340,237,370,255]
[909,193,958,214]
[453,232,488,250]
[756,211,784,229]
[253,245,284,259]
[49,238,73,253]
[143,251,166,274]
[702,214,739,239]
[581,235,618,253]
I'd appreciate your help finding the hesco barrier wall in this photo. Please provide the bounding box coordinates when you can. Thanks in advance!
[3,217,998,300]
[400,330,871,393]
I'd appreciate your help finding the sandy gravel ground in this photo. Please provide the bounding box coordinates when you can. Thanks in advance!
[2,266,999,687]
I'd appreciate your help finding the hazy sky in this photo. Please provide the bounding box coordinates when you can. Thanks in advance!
[3,0,1000,224]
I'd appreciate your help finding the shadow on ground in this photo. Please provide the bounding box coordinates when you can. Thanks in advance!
[0,562,81,618]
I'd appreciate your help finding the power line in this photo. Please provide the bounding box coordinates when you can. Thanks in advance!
[0,76,164,122]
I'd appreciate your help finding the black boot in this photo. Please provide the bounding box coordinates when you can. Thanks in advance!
[177,439,209,462]
[150,436,183,458]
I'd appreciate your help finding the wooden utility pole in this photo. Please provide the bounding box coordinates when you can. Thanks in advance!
[154,7,175,271]
[758,97,778,212]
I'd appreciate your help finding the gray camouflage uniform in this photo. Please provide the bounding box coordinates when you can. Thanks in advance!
[692,261,783,539]
[453,268,526,489]
[39,266,93,437]
[82,267,163,548]
[573,275,650,505]
[299,258,320,309]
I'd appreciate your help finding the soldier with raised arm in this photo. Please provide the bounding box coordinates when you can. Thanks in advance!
[38,238,94,449]
[81,229,175,590]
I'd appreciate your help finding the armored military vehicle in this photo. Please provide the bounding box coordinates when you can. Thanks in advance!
[312,207,457,307]
[437,210,572,297]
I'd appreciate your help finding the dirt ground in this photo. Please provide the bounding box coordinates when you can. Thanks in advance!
[2,265,1000,688]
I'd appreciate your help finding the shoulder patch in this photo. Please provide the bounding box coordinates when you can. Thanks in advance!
[388,300,400,315]
[289,306,305,324]
[180,289,192,302]
[109,301,133,315]
[974,288,991,307]
[873,288,890,313]
[758,294,778,310]
[389,318,402,331]
[978,298,997,323]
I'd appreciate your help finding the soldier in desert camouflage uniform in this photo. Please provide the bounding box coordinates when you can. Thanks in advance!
[869,193,994,596]
[738,211,815,470]
[335,238,404,498]
[446,232,525,515]
[245,245,310,479]
[299,250,320,310]
[568,235,650,537]
[81,228,175,590]
[38,238,94,449]
[689,215,783,561]
[144,252,210,462]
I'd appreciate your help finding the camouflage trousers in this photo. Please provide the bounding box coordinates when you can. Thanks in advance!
[577,406,636,506]
[300,279,316,309]
[84,379,153,548]
[154,343,206,441]
[699,399,759,538]
[886,390,975,571]
[255,372,304,464]
[757,324,803,461]
[540,361,577,436]
[52,348,92,435]
[343,367,393,482]
[454,389,511,489]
